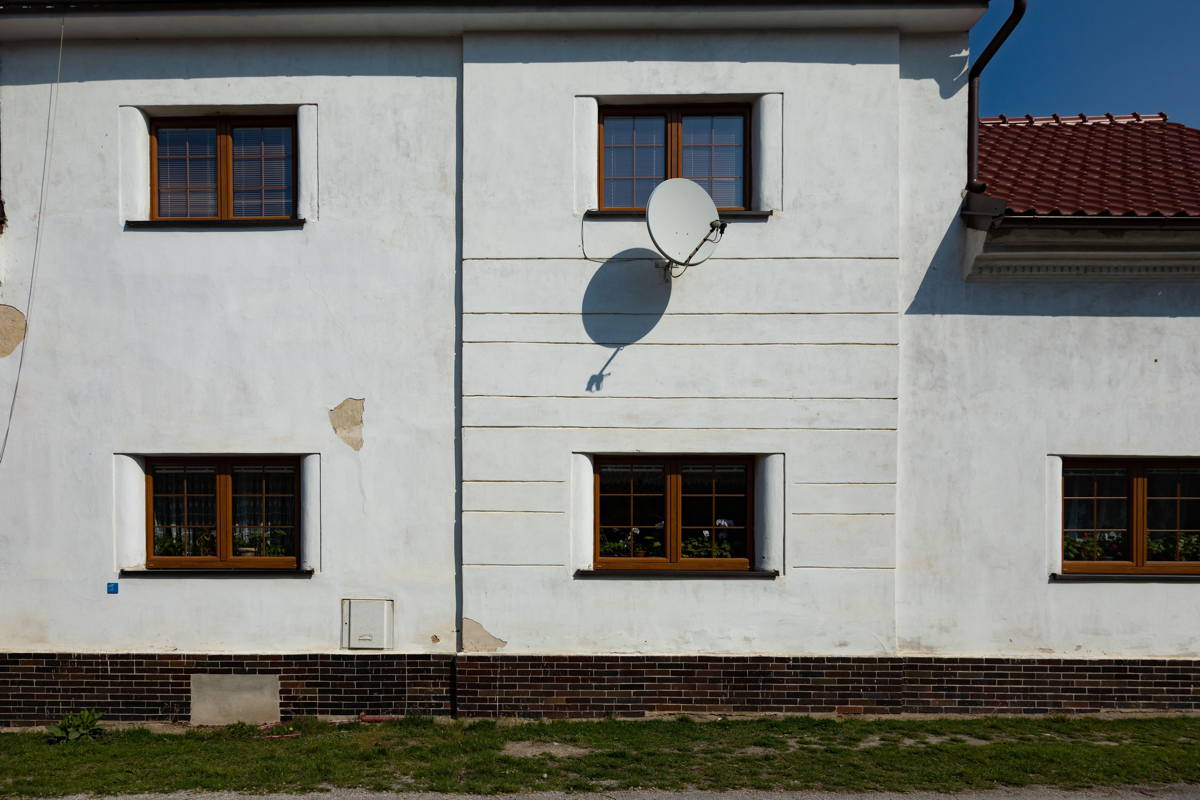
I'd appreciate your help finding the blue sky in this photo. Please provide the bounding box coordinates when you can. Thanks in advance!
[970,0,1200,128]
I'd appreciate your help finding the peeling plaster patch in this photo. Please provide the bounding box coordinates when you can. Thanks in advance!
[0,305,27,358]
[461,617,507,652]
[329,398,365,450]
[430,634,440,643]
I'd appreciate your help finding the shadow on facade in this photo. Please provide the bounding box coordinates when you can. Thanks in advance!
[580,247,671,392]
[905,217,1200,318]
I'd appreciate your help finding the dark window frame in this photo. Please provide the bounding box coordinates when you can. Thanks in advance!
[597,104,752,212]
[1062,457,1200,575]
[144,455,302,570]
[149,116,298,221]
[593,454,755,572]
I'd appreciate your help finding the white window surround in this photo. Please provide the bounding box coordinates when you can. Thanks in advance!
[113,453,322,571]
[118,104,319,224]
[573,93,784,215]
[569,452,785,573]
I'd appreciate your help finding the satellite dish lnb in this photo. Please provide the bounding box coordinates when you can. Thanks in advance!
[646,178,727,271]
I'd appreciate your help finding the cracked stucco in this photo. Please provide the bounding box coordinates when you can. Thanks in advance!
[0,305,26,358]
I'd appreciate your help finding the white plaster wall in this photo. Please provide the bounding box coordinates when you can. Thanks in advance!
[896,34,1200,657]
[459,31,900,654]
[0,38,460,653]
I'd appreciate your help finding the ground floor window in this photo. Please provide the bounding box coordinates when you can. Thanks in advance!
[594,455,754,571]
[146,456,300,569]
[1063,458,1200,574]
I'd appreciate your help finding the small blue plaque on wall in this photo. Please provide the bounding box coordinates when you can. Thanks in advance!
[106,583,119,595]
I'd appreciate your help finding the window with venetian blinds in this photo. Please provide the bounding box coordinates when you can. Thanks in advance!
[151,117,296,220]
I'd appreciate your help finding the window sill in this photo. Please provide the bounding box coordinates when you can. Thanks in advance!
[584,209,772,221]
[124,219,306,230]
[574,569,778,579]
[1050,572,1200,583]
[119,568,314,578]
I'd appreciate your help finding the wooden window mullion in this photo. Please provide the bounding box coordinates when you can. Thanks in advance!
[217,460,231,563]
[668,111,682,180]
[218,122,232,220]
[668,460,680,563]
[1132,464,1146,567]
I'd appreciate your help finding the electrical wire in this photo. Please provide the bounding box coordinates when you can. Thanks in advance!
[0,19,65,468]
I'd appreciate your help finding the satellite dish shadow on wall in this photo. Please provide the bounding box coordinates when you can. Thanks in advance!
[581,247,671,392]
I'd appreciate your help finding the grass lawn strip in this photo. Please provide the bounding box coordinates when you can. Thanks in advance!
[1,716,1199,796]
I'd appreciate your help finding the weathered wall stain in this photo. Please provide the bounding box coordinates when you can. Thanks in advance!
[0,305,27,358]
[461,618,507,652]
[329,398,365,450]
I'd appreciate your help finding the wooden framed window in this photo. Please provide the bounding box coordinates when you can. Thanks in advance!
[150,117,296,221]
[598,105,750,212]
[594,455,754,571]
[145,456,300,569]
[1063,458,1200,574]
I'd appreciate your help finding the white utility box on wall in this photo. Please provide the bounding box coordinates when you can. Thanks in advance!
[340,599,394,649]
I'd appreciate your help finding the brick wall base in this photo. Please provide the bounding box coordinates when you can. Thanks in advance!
[3,653,1198,725]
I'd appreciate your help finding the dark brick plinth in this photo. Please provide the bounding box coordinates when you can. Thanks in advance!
[2,652,1198,725]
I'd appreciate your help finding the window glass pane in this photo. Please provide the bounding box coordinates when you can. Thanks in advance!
[633,116,664,146]
[233,527,294,558]
[233,467,263,495]
[1182,533,1200,561]
[632,496,665,527]
[1147,531,1176,561]
[712,116,743,146]
[599,465,630,493]
[1093,470,1127,497]
[682,146,710,177]
[263,190,292,217]
[187,190,217,217]
[681,465,713,493]
[266,494,296,526]
[714,465,746,493]
[681,495,712,528]
[634,147,663,178]
[158,159,188,189]
[153,495,182,527]
[1147,470,1178,498]
[599,494,630,526]
[187,495,216,527]
[715,495,747,528]
[233,494,261,526]
[634,180,660,208]
[709,178,744,207]
[1096,499,1127,530]
[604,179,633,208]
[154,527,216,558]
[1063,498,1092,530]
[606,147,633,178]
[1147,499,1177,530]
[1181,470,1200,497]
[1063,472,1093,497]
[681,528,714,558]
[682,116,711,146]
[234,190,262,217]
[716,527,748,558]
[1063,530,1130,561]
[631,465,665,493]
[265,467,296,494]
[711,146,743,178]
[234,158,262,187]
[604,117,633,146]
[1182,500,1200,530]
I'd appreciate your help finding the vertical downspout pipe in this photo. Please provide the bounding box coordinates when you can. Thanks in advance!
[966,0,1027,192]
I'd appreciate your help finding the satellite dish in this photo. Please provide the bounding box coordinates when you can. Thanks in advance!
[646,178,727,268]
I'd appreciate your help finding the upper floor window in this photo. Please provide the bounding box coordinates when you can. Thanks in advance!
[1063,458,1200,574]
[146,456,301,569]
[599,105,749,212]
[151,117,296,221]
[594,455,754,571]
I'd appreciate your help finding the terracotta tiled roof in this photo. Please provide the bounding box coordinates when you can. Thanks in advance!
[978,113,1200,218]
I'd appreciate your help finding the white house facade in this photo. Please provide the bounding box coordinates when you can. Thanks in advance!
[2,0,1200,723]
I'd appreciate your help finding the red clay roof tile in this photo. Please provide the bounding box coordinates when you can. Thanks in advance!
[978,113,1200,217]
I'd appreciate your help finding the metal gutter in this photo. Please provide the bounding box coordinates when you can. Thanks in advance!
[961,0,1026,231]
[0,0,988,10]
